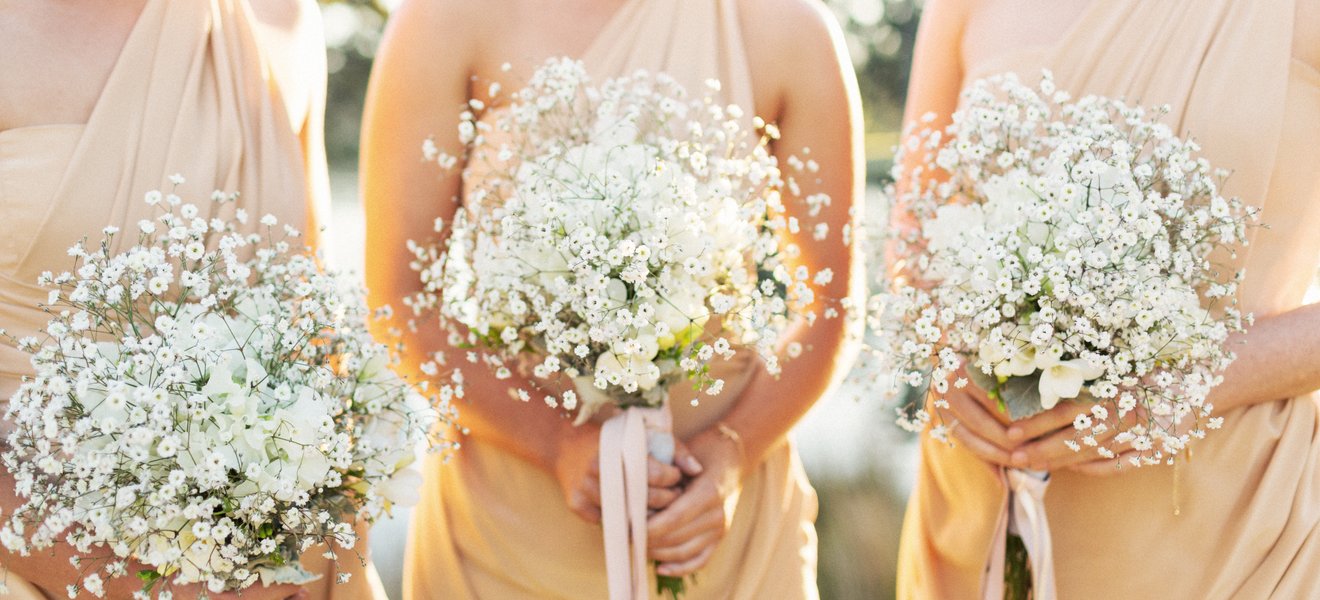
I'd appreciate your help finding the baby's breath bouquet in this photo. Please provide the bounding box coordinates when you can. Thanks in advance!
[411,58,835,599]
[873,73,1257,598]
[877,72,1255,461]
[1,182,452,598]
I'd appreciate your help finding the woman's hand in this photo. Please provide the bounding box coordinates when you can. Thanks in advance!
[646,431,741,578]
[1003,396,1155,476]
[553,423,685,523]
[938,368,1018,467]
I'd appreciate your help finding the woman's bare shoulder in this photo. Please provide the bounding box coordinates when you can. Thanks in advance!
[736,0,851,116]
[376,0,497,70]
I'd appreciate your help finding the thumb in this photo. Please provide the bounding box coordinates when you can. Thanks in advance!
[672,438,703,477]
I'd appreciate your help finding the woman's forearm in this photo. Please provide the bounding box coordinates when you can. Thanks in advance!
[1209,301,1320,413]
[712,301,861,471]
[385,322,582,472]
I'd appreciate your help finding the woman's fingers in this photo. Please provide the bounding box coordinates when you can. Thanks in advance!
[948,417,1014,466]
[648,457,683,488]
[649,529,720,564]
[657,544,717,578]
[647,478,718,540]
[1010,421,1120,471]
[581,473,601,506]
[567,477,602,523]
[672,439,703,477]
[649,504,722,548]
[647,485,682,510]
[944,388,1016,451]
[1006,401,1086,443]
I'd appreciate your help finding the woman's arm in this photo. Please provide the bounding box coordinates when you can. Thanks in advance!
[646,0,865,575]
[881,0,1022,466]
[362,0,572,469]
[360,0,680,522]
[1197,303,1320,412]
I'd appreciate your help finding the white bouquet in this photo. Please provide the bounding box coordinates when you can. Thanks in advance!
[1,183,453,597]
[872,72,1257,599]
[411,58,834,599]
[875,72,1255,461]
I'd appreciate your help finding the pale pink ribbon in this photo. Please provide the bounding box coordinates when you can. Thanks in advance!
[599,405,673,600]
[983,468,1056,600]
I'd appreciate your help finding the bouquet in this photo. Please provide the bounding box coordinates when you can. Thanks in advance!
[1,183,453,598]
[872,73,1256,598]
[411,58,835,599]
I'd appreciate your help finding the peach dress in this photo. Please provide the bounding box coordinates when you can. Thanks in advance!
[897,0,1320,598]
[403,1,821,598]
[0,1,380,598]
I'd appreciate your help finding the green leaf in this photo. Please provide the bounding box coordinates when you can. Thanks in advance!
[966,369,1047,421]
[656,570,687,599]
[896,374,932,414]
[137,569,162,593]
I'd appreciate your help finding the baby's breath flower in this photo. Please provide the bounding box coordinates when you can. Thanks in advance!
[872,72,1255,464]
[4,186,454,594]
[411,57,837,430]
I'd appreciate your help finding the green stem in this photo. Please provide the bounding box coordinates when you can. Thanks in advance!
[1004,532,1032,600]
[656,568,687,600]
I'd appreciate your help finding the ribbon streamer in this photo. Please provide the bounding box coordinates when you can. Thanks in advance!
[599,405,673,600]
[983,468,1055,600]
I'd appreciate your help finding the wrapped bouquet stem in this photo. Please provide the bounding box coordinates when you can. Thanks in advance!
[571,376,680,597]
[984,468,1052,600]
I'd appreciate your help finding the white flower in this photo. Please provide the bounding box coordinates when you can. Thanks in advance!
[379,466,424,507]
[977,338,1037,378]
[874,72,1253,462]
[1034,349,1105,409]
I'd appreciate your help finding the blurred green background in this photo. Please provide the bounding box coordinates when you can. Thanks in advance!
[316,2,926,598]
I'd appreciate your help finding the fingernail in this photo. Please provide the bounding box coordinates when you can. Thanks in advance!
[1007,427,1024,440]
[1011,451,1027,467]
[685,456,703,473]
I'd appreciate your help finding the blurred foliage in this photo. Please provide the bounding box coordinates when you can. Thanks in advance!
[318,0,922,170]
[828,0,923,131]
[320,0,388,167]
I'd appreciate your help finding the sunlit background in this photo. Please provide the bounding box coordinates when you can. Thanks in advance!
[316,3,923,598]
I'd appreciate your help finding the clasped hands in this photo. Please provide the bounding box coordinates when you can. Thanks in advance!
[939,367,1144,476]
[555,424,745,578]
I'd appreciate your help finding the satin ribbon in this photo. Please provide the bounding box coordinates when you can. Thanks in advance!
[982,468,1055,600]
[599,404,673,600]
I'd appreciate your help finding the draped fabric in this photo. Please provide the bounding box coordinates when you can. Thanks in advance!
[0,1,381,597]
[898,1,1320,597]
[403,1,821,598]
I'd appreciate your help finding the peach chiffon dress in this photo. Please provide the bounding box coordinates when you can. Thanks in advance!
[402,2,821,599]
[898,0,1320,598]
[0,1,380,598]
